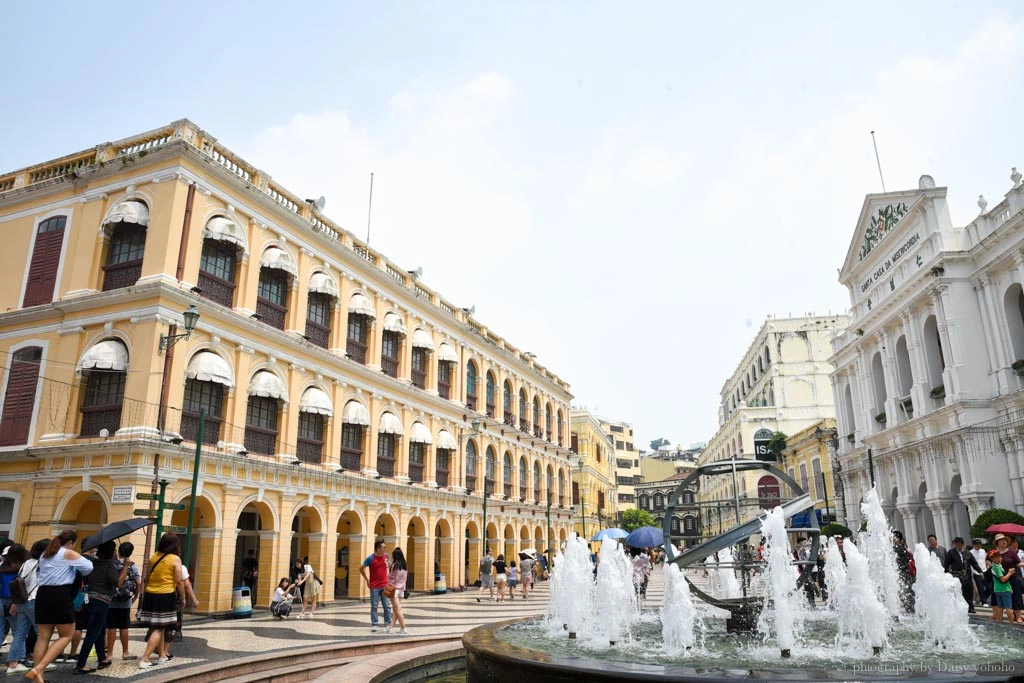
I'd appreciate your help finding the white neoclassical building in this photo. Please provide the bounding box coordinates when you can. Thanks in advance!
[831,168,1024,544]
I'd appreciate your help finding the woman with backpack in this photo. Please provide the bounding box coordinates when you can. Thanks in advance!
[2,545,30,675]
[73,541,127,674]
[27,530,94,683]
[104,542,138,661]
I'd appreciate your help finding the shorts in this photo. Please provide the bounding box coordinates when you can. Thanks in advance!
[106,607,131,630]
[480,574,494,588]
[509,580,518,588]
[995,592,1012,609]
[496,573,507,584]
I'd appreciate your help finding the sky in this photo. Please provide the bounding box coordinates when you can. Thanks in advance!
[3,2,1024,448]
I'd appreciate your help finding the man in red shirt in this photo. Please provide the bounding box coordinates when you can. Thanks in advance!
[359,539,391,633]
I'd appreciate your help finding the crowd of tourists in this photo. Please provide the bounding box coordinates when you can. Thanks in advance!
[0,529,200,682]
[473,546,546,604]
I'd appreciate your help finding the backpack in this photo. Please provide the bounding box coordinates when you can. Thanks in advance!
[112,562,138,603]
[479,555,493,576]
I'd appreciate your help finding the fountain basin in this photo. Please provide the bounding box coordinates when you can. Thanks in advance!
[464,617,1024,682]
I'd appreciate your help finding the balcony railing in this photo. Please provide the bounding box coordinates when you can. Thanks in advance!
[410,463,424,483]
[101,260,142,292]
[412,368,426,390]
[467,394,478,411]
[378,456,395,478]
[256,298,286,330]
[347,339,367,365]
[381,355,399,378]
[244,427,277,455]
[486,402,495,418]
[520,419,530,432]
[197,271,235,308]
[296,438,323,464]
[504,483,512,498]
[534,427,543,439]
[466,475,476,493]
[80,405,122,437]
[181,412,221,445]
[304,320,330,349]
[438,380,450,400]
[519,485,526,500]
[436,468,449,488]
[504,412,516,427]
[339,448,362,472]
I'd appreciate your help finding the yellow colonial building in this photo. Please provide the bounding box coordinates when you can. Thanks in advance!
[0,120,576,612]
[569,410,617,539]
[779,419,841,525]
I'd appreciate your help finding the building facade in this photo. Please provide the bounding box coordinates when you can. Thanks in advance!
[0,120,576,612]
[569,410,617,538]
[831,171,1024,544]
[698,315,849,528]
[636,467,700,547]
[779,418,840,525]
[599,418,640,511]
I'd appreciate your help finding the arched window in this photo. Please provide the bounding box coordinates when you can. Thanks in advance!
[533,460,541,502]
[871,351,886,424]
[842,384,856,440]
[503,452,513,498]
[297,387,332,465]
[559,471,566,507]
[380,312,405,379]
[23,215,67,307]
[486,372,496,418]
[545,403,553,441]
[532,397,541,437]
[485,446,497,494]
[256,247,296,331]
[895,335,913,402]
[757,475,781,509]
[653,493,664,510]
[518,457,528,500]
[376,411,402,479]
[198,216,245,308]
[812,458,824,499]
[465,441,478,492]
[244,370,287,456]
[306,272,338,350]
[0,494,17,540]
[340,400,369,473]
[102,200,149,291]
[346,292,374,365]
[922,315,946,391]
[682,490,695,505]
[465,361,478,411]
[1005,284,1024,364]
[182,351,232,445]
[638,495,650,510]
[671,517,680,534]
[436,342,455,399]
[519,390,529,431]
[79,340,128,437]
[546,466,554,506]
[411,329,433,390]
[0,347,43,445]
[503,381,515,426]
[683,516,697,534]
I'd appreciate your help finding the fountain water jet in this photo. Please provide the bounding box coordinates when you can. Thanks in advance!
[595,538,637,645]
[548,536,593,639]
[661,562,700,655]
[839,539,889,655]
[859,488,901,618]
[757,507,804,658]
[912,543,977,651]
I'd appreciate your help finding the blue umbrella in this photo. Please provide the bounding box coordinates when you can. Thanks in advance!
[625,526,664,548]
[591,528,629,542]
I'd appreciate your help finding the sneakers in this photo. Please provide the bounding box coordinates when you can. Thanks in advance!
[475,596,481,602]
[384,625,392,634]
[370,625,378,633]
[138,661,157,669]
[6,664,30,675]
[397,628,408,636]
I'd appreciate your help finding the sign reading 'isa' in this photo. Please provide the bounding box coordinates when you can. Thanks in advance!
[753,428,775,461]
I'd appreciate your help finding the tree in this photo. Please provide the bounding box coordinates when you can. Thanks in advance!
[621,508,656,532]
[768,431,788,460]
[649,437,670,451]
[970,508,1024,541]
[819,522,853,539]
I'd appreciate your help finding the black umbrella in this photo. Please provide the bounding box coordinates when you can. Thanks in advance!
[81,518,154,551]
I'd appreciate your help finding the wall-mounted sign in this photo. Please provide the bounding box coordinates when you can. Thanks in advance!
[111,486,134,504]
[859,232,922,294]
[753,428,774,461]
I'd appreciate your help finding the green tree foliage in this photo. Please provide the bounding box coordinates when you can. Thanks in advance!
[819,522,853,538]
[970,508,1024,541]
[649,437,670,451]
[768,431,788,459]
[621,508,656,532]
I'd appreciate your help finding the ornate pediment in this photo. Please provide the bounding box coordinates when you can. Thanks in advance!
[858,202,910,262]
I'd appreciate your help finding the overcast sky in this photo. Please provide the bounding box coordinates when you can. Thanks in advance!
[3,2,1023,447]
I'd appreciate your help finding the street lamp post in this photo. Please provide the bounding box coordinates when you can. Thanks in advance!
[546,491,552,571]
[145,305,200,559]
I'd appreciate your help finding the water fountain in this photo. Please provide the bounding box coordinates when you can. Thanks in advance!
[463,462,1024,682]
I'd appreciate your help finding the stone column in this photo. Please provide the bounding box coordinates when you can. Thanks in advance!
[897,504,921,546]
[974,277,1008,394]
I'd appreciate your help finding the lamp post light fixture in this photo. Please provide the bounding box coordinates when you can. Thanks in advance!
[159,305,200,353]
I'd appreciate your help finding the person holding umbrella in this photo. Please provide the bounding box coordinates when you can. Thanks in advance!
[73,541,127,674]
[27,530,94,683]
[517,550,536,600]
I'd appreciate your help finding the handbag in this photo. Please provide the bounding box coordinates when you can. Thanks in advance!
[382,584,396,599]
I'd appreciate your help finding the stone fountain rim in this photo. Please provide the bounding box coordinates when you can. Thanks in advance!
[464,617,1024,682]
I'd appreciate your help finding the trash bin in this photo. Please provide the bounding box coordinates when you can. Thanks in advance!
[433,573,447,594]
[231,586,252,618]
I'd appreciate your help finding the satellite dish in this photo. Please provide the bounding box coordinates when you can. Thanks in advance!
[409,267,423,278]
[315,196,326,211]
[467,306,476,316]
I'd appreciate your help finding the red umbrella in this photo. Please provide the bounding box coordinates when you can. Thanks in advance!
[985,523,1024,536]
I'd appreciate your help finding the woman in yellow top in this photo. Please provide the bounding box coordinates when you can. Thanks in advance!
[138,532,184,669]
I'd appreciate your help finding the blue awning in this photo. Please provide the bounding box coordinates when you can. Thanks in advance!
[789,509,824,528]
